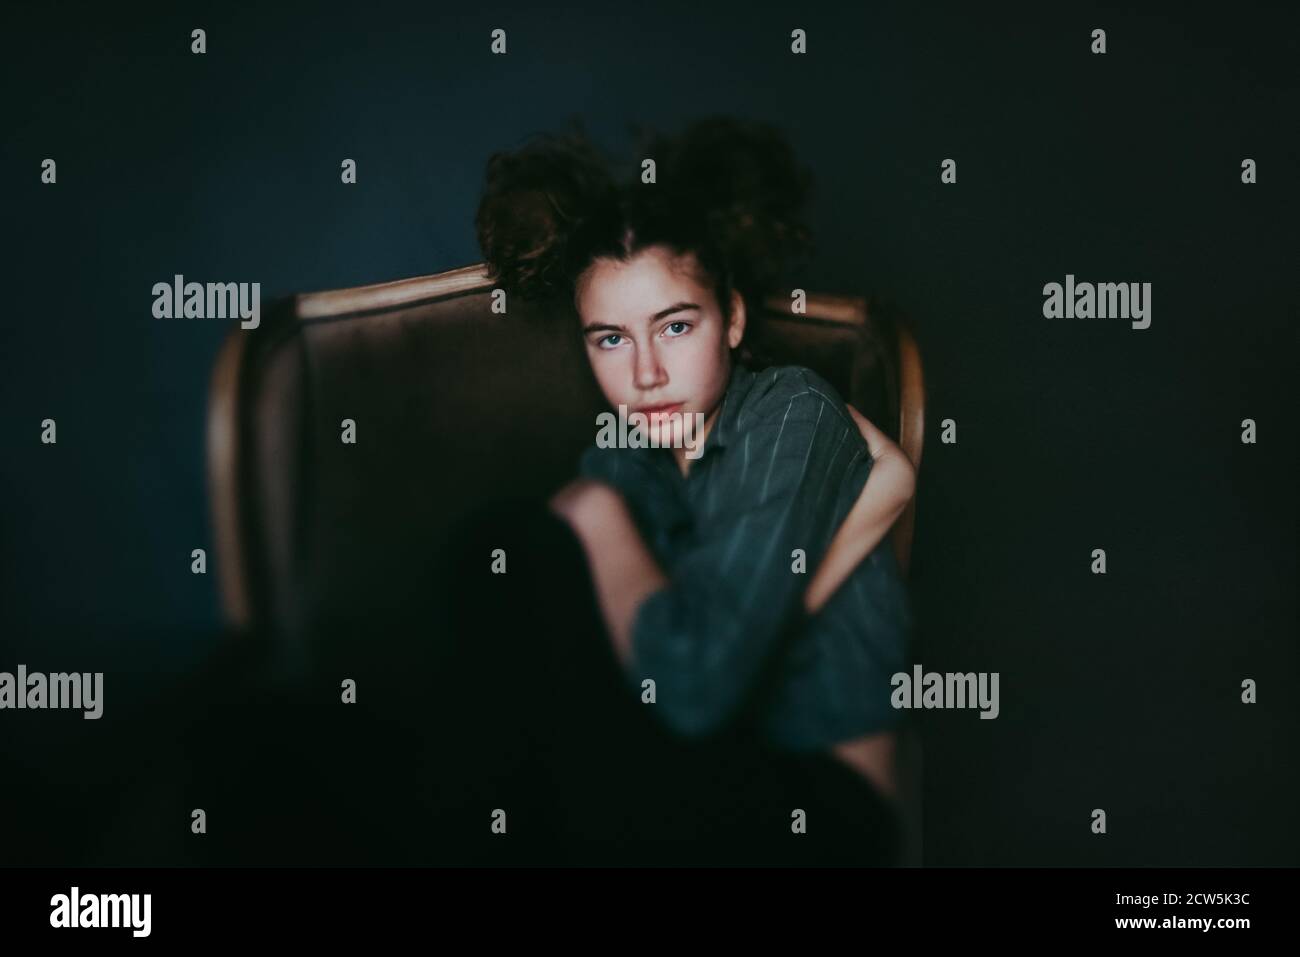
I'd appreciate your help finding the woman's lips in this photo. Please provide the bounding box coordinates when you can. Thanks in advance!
[637,402,683,418]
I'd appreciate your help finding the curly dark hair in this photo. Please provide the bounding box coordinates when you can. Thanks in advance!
[475,115,815,356]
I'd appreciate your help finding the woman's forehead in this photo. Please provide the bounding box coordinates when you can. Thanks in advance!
[578,247,712,316]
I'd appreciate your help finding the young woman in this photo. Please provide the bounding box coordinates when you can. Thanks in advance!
[463,117,916,864]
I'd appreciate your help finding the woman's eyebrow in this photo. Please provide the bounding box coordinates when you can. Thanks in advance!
[652,301,701,321]
[581,321,628,335]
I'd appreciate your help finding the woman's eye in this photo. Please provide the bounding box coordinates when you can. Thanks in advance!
[597,334,623,349]
[663,321,690,337]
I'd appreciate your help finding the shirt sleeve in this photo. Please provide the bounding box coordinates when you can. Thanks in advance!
[788,489,914,743]
[628,373,866,738]
[577,442,619,488]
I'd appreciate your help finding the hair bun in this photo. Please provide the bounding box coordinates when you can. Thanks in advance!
[476,131,617,300]
[644,116,815,295]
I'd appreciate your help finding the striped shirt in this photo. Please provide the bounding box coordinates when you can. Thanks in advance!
[578,361,912,751]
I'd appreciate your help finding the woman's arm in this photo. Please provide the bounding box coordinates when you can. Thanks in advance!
[548,478,665,668]
[803,406,916,615]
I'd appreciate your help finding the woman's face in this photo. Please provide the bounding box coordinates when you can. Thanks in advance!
[575,245,745,456]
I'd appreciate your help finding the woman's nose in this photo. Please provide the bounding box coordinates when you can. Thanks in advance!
[632,344,667,391]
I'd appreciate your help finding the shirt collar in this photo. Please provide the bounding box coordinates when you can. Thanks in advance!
[698,359,758,456]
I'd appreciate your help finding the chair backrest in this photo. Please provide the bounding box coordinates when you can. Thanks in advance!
[206,264,924,653]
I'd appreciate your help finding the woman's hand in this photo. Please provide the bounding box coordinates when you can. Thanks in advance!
[547,476,669,666]
[548,476,618,529]
[803,406,916,615]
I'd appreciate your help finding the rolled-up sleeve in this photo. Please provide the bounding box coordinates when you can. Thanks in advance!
[629,382,864,737]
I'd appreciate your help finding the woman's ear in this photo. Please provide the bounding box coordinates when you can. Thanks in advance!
[726,288,747,349]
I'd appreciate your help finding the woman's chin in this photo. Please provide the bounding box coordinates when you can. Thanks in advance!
[649,420,685,448]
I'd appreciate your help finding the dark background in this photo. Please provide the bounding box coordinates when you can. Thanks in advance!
[1,1,1296,865]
